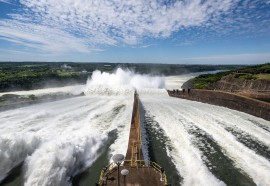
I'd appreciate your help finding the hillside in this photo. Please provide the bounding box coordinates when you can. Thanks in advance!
[182,63,270,102]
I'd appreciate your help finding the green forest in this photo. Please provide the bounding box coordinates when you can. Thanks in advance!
[188,63,270,89]
[0,62,244,92]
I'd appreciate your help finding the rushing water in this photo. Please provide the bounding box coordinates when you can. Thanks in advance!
[0,95,133,186]
[0,69,270,186]
[139,91,270,186]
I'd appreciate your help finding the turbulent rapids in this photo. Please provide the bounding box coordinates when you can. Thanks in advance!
[0,68,270,186]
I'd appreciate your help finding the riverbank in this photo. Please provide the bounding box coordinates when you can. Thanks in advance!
[168,89,270,121]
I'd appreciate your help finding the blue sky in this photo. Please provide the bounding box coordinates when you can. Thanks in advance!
[0,0,270,64]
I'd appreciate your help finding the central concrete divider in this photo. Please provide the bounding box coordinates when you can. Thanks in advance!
[97,92,168,186]
[168,89,270,121]
[125,92,144,164]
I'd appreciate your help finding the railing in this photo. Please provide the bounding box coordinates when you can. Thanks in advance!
[98,160,168,185]
[98,162,117,185]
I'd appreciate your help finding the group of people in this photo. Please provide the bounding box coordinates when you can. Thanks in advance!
[171,88,191,94]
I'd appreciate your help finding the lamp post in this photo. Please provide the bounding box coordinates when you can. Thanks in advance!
[121,169,129,186]
[160,167,164,181]
[112,154,125,186]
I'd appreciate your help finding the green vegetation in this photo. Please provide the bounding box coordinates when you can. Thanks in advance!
[188,63,270,89]
[238,63,270,74]
[0,62,244,92]
[233,73,256,80]
[191,71,232,89]
[0,62,91,92]
[255,74,270,80]
[232,63,270,80]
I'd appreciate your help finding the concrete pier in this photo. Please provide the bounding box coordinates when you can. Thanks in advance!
[125,92,143,164]
[97,93,168,186]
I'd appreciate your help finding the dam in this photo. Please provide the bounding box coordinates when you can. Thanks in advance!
[0,71,270,185]
[97,92,168,185]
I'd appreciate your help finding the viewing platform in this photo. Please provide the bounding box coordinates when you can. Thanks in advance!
[97,92,168,186]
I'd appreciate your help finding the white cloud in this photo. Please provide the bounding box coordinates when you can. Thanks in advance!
[0,0,269,54]
[0,20,96,53]
[0,0,237,52]
[0,0,12,4]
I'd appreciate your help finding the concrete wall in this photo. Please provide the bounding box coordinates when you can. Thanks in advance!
[168,89,270,121]
[125,93,143,162]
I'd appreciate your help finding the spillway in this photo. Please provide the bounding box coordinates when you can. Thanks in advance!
[0,95,133,185]
[0,70,270,186]
[139,91,270,186]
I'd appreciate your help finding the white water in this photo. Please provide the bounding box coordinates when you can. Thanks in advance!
[0,68,165,185]
[0,96,133,185]
[1,68,270,185]
[84,68,165,96]
[140,94,270,186]
[0,85,85,97]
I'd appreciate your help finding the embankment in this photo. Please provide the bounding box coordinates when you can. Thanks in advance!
[209,75,270,91]
[168,89,270,121]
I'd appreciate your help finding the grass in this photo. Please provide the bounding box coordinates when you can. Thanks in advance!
[234,73,270,80]
[192,71,231,89]
[191,63,270,89]
[239,63,270,74]
[255,74,270,80]
[233,73,256,80]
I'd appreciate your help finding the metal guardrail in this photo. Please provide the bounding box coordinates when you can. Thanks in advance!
[98,162,117,185]
[98,160,168,185]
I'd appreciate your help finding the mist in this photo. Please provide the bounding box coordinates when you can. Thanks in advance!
[84,68,165,95]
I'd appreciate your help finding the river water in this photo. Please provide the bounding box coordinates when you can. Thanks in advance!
[0,69,269,186]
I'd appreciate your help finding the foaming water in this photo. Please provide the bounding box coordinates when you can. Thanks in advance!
[84,68,165,95]
[0,134,41,181]
[140,95,270,185]
[24,132,106,186]
[140,96,226,186]
[0,68,166,184]
[0,95,133,184]
[1,69,269,185]
[0,85,85,97]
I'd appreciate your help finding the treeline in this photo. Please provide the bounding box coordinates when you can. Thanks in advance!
[185,71,231,89]
[0,62,244,92]
[183,63,270,89]
[0,62,91,92]
[237,63,270,74]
